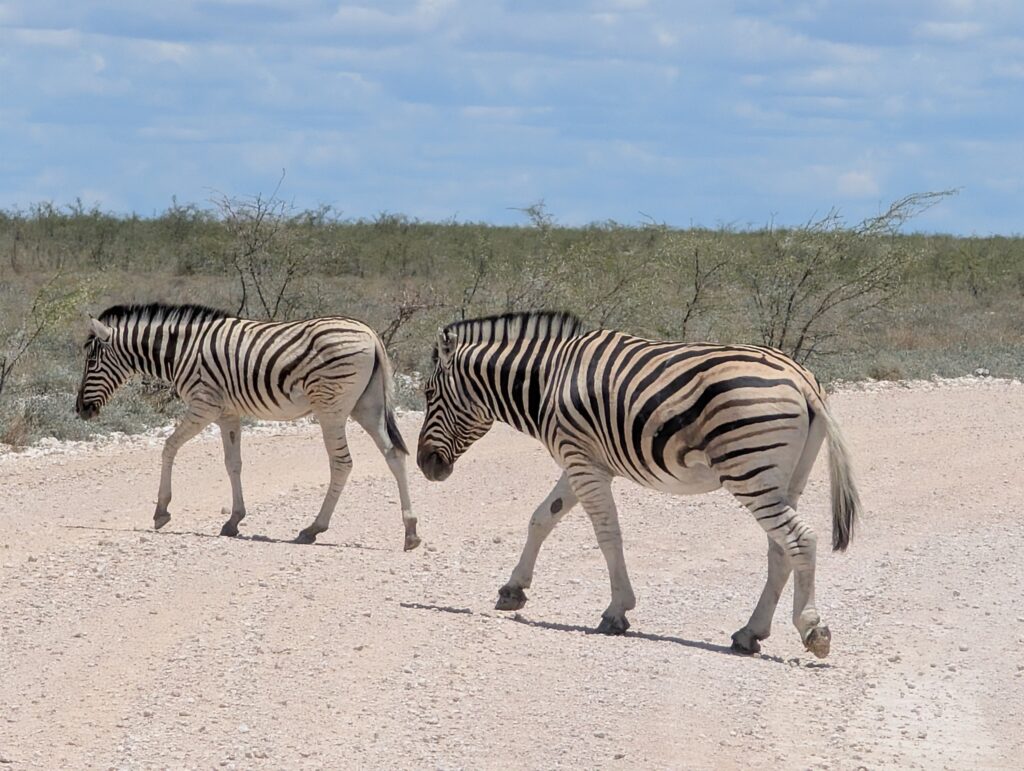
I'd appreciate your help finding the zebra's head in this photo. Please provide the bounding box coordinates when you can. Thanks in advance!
[417,327,494,482]
[75,318,130,420]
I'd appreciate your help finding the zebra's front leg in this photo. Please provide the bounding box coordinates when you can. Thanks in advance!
[570,470,635,635]
[217,416,247,537]
[296,417,352,544]
[496,472,578,611]
[732,536,792,654]
[154,409,214,530]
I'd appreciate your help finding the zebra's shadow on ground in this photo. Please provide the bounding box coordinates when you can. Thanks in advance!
[399,601,803,665]
[59,523,385,550]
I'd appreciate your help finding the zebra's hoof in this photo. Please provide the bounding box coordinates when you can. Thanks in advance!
[294,528,320,545]
[596,613,630,635]
[803,625,831,659]
[220,522,239,537]
[494,585,527,611]
[153,512,171,530]
[403,534,422,552]
[730,627,763,655]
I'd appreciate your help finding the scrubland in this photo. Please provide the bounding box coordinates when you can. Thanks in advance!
[1,193,1021,445]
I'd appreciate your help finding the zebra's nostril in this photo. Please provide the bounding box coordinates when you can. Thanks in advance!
[77,401,99,421]
[417,449,453,482]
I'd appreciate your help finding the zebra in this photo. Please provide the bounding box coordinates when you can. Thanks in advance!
[75,303,420,550]
[416,311,860,658]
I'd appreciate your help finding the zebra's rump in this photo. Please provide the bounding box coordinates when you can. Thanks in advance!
[553,332,819,489]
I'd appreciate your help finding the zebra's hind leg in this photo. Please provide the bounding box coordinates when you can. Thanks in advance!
[569,470,635,635]
[153,408,214,530]
[216,416,246,537]
[728,485,829,657]
[296,416,352,544]
[731,537,792,654]
[791,529,831,658]
[351,398,420,551]
[496,472,577,611]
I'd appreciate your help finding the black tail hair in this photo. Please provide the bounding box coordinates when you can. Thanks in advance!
[371,339,408,455]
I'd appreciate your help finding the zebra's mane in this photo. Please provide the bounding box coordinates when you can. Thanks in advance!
[97,302,231,328]
[442,310,587,347]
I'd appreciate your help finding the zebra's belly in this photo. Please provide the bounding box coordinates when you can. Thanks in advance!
[230,391,313,421]
[627,464,722,496]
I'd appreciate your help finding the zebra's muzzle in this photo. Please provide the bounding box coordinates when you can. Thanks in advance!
[76,396,100,421]
[417,447,453,482]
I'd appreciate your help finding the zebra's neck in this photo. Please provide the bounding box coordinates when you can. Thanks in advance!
[456,335,569,439]
[104,306,223,385]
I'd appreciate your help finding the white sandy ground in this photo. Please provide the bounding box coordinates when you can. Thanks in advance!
[1,378,1023,770]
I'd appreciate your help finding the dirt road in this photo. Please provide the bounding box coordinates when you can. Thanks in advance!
[2,379,1023,769]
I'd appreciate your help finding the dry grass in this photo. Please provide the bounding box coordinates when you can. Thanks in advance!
[1,200,1022,442]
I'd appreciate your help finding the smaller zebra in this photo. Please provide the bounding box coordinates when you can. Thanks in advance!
[75,303,420,550]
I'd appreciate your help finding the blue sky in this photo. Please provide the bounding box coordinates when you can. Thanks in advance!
[1,1,1022,233]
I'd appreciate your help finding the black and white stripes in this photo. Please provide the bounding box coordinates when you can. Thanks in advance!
[75,303,420,550]
[417,311,860,657]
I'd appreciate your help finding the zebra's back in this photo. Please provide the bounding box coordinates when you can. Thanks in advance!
[550,331,824,495]
[189,316,380,420]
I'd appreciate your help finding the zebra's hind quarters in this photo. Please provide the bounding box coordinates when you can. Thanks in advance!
[803,625,832,659]
[494,585,528,611]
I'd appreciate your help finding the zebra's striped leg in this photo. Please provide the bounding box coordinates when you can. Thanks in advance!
[731,536,792,654]
[748,501,829,658]
[154,409,215,530]
[790,530,831,658]
[570,470,635,635]
[296,417,353,544]
[351,404,420,551]
[496,472,577,611]
[380,445,419,552]
[216,416,246,537]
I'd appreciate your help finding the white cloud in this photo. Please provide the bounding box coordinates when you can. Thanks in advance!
[915,21,985,42]
[9,27,82,47]
[837,170,880,198]
[653,27,677,47]
[134,40,191,65]
[603,0,649,9]
[460,105,549,122]
[993,60,1024,79]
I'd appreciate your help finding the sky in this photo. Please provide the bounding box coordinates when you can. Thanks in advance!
[1,1,1022,234]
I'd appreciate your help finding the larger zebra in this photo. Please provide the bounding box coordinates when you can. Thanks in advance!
[75,303,420,550]
[417,311,860,657]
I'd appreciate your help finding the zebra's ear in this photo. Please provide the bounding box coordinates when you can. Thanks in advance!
[90,317,112,343]
[437,327,457,367]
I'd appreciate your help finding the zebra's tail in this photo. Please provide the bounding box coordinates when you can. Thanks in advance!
[822,404,860,552]
[371,335,409,456]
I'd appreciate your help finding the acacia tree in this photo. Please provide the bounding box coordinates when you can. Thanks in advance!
[743,191,955,362]
[0,274,89,398]
[213,179,312,321]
